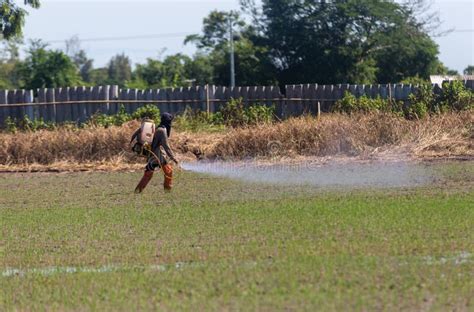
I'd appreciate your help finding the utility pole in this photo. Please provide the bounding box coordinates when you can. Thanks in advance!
[229,13,236,88]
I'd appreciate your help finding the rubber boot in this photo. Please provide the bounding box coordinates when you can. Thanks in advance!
[162,164,173,191]
[135,171,154,193]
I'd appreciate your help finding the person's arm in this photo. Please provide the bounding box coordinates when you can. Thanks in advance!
[130,128,140,144]
[157,129,177,163]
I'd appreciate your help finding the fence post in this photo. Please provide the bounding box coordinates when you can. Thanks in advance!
[69,87,78,123]
[164,88,173,114]
[100,85,110,115]
[60,87,71,122]
[156,89,166,114]
[293,85,303,115]
[285,85,295,117]
[136,89,145,111]
[7,90,17,122]
[55,88,63,123]
[0,90,8,126]
[208,85,216,113]
[46,88,55,123]
[14,90,25,121]
[205,84,210,114]
[271,86,282,118]
[109,85,119,114]
[214,86,225,112]
[128,89,138,114]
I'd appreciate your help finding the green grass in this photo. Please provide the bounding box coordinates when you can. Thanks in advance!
[1,162,473,311]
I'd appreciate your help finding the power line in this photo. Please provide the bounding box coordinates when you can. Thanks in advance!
[451,29,474,33]
[44,32,193,44]
[38,28,474,45]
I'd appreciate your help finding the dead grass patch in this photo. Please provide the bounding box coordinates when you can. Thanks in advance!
[0,112,472,171]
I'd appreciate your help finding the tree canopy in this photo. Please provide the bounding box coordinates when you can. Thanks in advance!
[0,0,469,89]
[18,41,81,89]
[0,0,40,39]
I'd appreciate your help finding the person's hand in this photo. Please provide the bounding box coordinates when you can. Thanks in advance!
[173,159,179,166]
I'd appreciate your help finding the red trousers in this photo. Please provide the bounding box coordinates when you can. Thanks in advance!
[134,164,173,193]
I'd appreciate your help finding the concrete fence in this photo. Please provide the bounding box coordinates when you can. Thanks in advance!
[0,81,473,126]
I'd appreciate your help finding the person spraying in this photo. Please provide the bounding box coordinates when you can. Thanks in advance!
[132,113,179,193]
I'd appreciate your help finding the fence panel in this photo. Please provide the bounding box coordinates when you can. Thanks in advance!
[2,81,473,127]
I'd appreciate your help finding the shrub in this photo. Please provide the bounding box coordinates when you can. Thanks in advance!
[174,107,225,132]
[246,104,275,125]
[3,115,56,133]
[333,92,389,114]
[406,84,433,119]
[439,80,473,111]
[132,104,161,121]
[221,98,248,127]
[113,105,133,126]
[221,98,275,127]
[86,105,132,128]
[4,117,17,133]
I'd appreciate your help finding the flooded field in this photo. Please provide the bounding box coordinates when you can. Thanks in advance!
[181,160,443,188]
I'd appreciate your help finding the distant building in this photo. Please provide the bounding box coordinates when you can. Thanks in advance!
[430,75,474,86]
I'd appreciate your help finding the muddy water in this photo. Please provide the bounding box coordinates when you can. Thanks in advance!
[182,161,437,188]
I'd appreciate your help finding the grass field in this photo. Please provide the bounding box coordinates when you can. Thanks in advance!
[1,161,473,311]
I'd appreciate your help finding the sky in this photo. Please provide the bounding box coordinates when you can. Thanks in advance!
[20,0,474,73]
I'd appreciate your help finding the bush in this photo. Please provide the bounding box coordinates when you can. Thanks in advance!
[439,80,473,111]
[174,107,225,132]
[221,98,248,127]
[4,117,17,133]
[132,104,161,121]
[87,105,132,128]
[113,105,133,125]
[221,98,275,127]
[333,92,389,114]
[246,104,275,125]
[3,115,56,133]
[406,84,433,119]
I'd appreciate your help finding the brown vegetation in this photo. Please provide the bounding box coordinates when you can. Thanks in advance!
[0,112,472,171]
[212,112,473,160]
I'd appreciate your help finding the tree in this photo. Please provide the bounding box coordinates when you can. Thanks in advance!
[18,40,82,89]
[132,54,204,88]
[251,0,442,84]
[0,38,22,88]
[210,38,277,86]
[0,0,40,39]
[184,53,214,85]
[186,10,277,86]
[464,65,474,76]
[89,68,109,86]
[432,61,460,76]
[107,53,132,86]
[185,10,245,51]
[374,23,440,83]
[65,36,94,83]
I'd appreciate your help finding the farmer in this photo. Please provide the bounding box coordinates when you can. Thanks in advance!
[134,113,179,193]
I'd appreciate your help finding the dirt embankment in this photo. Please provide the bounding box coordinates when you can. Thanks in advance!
[0,112,472,172]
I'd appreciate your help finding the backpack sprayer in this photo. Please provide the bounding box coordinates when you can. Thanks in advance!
[131,119,156,158]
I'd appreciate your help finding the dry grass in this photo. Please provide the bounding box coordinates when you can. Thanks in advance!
[0,112,472,170]
[0,121,138,165]
[211,112,473,159]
